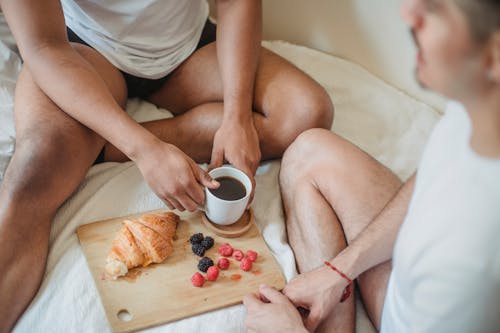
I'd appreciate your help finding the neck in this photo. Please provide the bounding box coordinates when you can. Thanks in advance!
[461,88,500,158]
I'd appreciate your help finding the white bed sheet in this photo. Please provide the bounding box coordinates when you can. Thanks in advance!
[0,40,441,333]
[0,40,20,182]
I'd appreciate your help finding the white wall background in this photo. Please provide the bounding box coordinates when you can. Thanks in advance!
[209,0,446,111]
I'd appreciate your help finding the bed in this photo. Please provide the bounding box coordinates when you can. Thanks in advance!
[0,6,442,333]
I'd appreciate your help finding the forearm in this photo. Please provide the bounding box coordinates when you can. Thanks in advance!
[1,0,157,161]
[24,45,157,160]
[216,0,261,122]
[332,173,416,279]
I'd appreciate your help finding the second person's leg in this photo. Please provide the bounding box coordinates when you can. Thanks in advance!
[280,129,402,332]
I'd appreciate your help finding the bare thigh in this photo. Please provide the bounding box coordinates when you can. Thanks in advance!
[147,42,333,155]
[281,129,402,328]
[309,132,400,327]
[313,140,401,242]
[149,43,329,115]
[10,42,127,210]
[0,43,127,333]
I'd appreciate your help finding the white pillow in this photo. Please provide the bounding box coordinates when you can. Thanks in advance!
[0,40,21,182]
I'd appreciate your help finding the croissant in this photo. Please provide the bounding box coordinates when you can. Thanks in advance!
[105,212,179,279]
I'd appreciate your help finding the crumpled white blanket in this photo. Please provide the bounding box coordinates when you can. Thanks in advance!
[0,40,440,333]
[0,40,19,181]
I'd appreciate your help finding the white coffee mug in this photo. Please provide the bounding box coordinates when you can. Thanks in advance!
[200,166,252,225]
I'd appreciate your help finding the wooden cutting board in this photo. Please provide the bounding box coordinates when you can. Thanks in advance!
[77,210,286,333]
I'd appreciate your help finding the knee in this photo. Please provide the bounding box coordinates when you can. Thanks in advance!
[275,84,334,150]
[307,85,335,130]
[279,128,332,191]
[71,43,127,107]
[291,84,334,132]
[263,84,334,159]
[3,132,70,200]
[282,128,334,168]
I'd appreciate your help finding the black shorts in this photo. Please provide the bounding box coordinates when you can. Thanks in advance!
[68,19,216,164]
[67,19,216,99]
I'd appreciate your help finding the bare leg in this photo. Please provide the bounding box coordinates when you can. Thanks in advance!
[0,44,126,333]
[280,129,402,332]
[103,44,334,163]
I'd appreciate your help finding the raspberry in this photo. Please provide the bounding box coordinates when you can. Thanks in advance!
[189,233,204,244]
[240,257,253,271]
[201,236,214,250]
[191,272,205,287]
[206,266,219,281]
[217,243,233,257]
[192,243,205,257]
[217,257,230,270]
[232,249,244,261]
[246,250,258,262]
[197,257,214,273]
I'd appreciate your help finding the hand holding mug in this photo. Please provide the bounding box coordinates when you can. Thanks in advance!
[199,166,253,225]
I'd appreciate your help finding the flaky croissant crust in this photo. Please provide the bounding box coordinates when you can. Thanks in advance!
[105,212,179,278]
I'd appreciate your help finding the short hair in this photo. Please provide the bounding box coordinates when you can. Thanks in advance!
[455,0,500,41]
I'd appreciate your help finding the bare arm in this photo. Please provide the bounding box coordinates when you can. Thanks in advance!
[210,0,262,199]
[215,0,261,121]
[284,173,416,331]
[333,173,416,278]
[0,0,157,159]
[0,0,217,211]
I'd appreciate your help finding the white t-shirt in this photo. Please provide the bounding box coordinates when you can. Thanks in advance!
[61,0,209,79]
[381,101,500,333]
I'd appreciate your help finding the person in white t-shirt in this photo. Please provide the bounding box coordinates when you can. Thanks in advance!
[0,0,334,331]
[243,0,500,332]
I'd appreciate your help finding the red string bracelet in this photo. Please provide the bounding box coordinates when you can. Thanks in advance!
[324,261,353,302]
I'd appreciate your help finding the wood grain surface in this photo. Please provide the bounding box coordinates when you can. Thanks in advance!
[77,210,286,332]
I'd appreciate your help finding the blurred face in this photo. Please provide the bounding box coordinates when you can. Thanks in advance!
[400,0,487,99]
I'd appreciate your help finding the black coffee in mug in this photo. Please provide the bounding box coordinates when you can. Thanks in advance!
[209,176,247,201]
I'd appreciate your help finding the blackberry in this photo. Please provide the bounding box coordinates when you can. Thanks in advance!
[192,243,206,257]
[189,233,204,245]
[201,236,214,250]
[197,257,214,273]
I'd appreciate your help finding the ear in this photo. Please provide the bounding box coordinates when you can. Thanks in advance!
[488,31,500,83]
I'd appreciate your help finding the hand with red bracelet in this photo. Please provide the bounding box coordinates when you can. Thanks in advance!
[282,262,353,332]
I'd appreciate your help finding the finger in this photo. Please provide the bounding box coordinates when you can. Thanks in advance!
[188,165,219,206]
[166,196,185,212]
[209,147,224,171]
[162,199,175,211]
[258,284,288,304]
[282,285,311,313]
[235,164,256,207]
[304,307,322,333]
[248,176,256,207]
[249,157,260,177]
[259,293,270,303]
[176,194,199,212]
[243,292,262,310]
[193,164,219,189]
[185,185,205,206]
[184,168,206,205]
[282,284,300,304]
